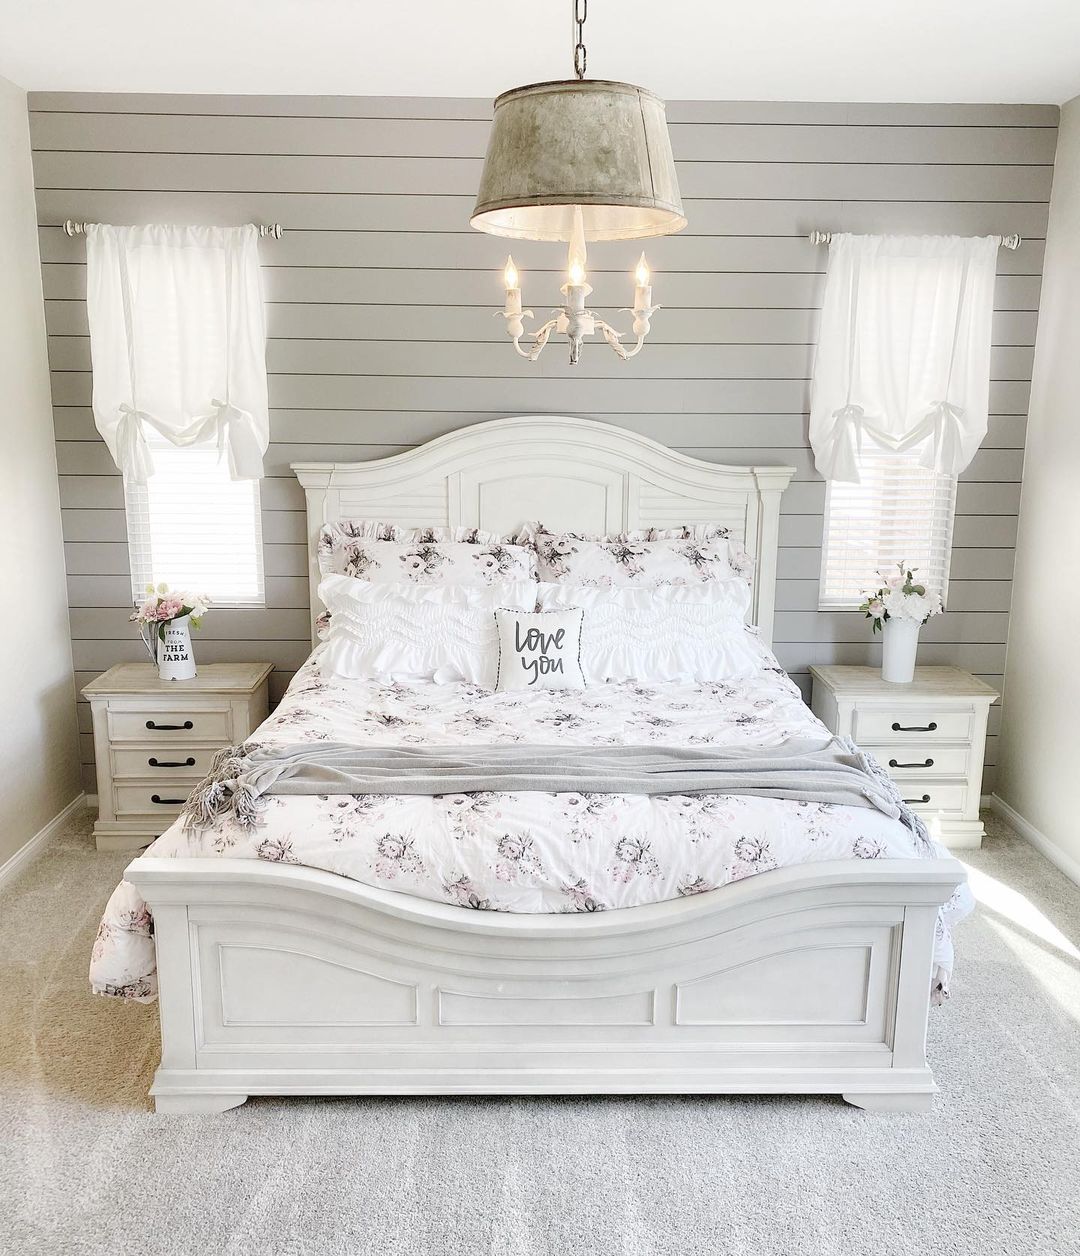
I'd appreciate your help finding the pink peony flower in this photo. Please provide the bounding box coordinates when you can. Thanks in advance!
[155,596,184,621]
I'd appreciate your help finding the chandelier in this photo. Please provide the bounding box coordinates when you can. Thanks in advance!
[470,1,686,364]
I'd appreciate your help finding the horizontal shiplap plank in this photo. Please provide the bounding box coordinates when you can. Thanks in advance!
[28,112,1059,167]
[43,299,1043,348]
[52,436,1025,486]
[72,639,305,671]
[69,606,311,640]
[779,545,1016,582]
[772,641,1006,672]
[774,578,1013,613]
[67,572,311,609]
[45,335,1037,383]
[32,151,1056,204]
[776,514,1017,550]
[50,409,1028,457]
[33,188,1053,239]
[39,262,1045,313]
[45,370,1033,421]
[773,610,1009,644]
[34,225,1049,277]
[27,95,1059,127]
[64,539,306,578]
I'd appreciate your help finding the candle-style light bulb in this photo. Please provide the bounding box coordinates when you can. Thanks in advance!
[632,249,655,339]
[567,205,588,286]
[504,255,518,290]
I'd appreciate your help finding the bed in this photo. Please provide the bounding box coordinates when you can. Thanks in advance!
[97,415,967,1113]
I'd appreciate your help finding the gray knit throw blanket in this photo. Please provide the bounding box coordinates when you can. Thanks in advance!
[181,736,933,851]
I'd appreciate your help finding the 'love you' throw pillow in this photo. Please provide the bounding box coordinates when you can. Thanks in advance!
[494,608,585,692]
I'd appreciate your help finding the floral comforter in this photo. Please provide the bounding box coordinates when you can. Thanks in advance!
[91,642,972,1001]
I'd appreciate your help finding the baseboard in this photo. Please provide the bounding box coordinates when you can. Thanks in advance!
[0,793,88,891]
[990,794,1080,888]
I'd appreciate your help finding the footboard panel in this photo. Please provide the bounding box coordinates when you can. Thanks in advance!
[126,857,963,1111]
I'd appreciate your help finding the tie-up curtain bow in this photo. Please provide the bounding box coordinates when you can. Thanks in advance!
[809,234,1000,483]
[85,224,269,483]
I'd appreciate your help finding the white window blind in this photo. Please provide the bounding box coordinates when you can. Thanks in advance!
[125,439,265,606]
[819,450,956,609]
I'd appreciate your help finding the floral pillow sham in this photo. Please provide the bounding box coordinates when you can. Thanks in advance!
[318,519,537,585]
[513,521,753,587]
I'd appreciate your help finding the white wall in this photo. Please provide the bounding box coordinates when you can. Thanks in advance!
[997,94,1080,881]
[0,74,80,867]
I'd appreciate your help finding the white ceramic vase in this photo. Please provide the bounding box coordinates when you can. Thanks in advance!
[881,617,920,684]
[157,615,197,681]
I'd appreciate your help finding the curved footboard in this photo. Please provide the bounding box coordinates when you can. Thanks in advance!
[125,855,964,1113]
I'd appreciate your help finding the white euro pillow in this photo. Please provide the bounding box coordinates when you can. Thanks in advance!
[538,580,762,684]
[319,575,537,685]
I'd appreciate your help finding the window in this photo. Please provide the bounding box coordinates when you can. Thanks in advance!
[125,439,265,606]
[819,450,956,609]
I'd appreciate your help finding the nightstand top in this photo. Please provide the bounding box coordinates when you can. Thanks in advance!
[808,665,998,702]
[82,661,274,697]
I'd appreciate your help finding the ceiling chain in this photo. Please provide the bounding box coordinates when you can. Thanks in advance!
[573,0,587,79]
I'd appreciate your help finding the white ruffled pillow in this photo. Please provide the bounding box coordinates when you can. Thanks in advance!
[319,575,538,685]
[538,581,761,684]
[318,519,537,585]
[515,521,752,587]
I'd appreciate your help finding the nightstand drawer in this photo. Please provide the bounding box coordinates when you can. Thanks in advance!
[878,745,971,777]
[896,781,968,816]
[113,784,194,817]
[852,707,974,744]
[111,746,217,780]
[107,707,233,744]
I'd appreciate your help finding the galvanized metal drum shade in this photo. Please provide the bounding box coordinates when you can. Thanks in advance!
[470,79,686,242]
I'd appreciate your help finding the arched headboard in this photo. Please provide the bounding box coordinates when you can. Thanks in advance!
[293,415,795,646]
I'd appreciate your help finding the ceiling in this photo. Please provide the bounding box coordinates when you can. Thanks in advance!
[2,0,1079,104]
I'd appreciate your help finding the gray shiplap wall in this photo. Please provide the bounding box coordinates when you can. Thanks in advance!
[27,93,1056,795]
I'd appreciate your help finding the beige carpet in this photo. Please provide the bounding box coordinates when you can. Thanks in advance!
[1,810,1078,1256]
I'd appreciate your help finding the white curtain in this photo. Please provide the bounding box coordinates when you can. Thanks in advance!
[809,234,999,483]
[85,224,269,483]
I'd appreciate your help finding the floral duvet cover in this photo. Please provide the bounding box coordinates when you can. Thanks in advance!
[91,641,971,1001]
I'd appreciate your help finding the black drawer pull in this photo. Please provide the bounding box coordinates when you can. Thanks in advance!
[891,721,937,732]
[889,758,934,769]
[148,757,196,768]
[145,719,193,731]
[903,794,931,804]
[150,794,187,805]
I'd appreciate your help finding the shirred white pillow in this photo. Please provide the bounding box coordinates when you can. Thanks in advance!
[538,581,761,684]
[318,519,537,585]
[514,521,752,587]
[319,575,537,685]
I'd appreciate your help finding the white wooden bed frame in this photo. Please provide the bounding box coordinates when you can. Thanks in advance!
[126,415,965,1114]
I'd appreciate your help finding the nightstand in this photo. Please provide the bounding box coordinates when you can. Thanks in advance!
[82,662,273,852]
[809,665,998,850]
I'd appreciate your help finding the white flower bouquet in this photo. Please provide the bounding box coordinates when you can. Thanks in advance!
[859,563,942,634]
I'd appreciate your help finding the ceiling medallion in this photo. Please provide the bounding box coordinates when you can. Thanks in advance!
[470,1,686,364]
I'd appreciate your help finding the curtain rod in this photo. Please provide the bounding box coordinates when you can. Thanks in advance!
[61,220,283,239]
[808,229,1021,250]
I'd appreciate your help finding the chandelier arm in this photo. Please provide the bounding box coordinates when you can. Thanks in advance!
[594,316,648,361]
[511,317,560,361]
